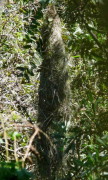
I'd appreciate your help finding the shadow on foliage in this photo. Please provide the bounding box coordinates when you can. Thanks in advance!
[0,161,33,180]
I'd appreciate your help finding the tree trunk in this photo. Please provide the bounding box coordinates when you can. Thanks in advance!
[37,5,68,180]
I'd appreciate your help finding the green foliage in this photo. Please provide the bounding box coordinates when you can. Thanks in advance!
[0,162,33,180]
[0,0,108,179]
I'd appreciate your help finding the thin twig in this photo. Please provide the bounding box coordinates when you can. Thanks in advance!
[1,119,9,161]
[22,126,39,167]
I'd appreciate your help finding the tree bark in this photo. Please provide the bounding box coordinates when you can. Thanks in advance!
[37,5,68,179]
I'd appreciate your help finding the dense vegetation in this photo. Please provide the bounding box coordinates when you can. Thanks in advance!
[0,0,108,179]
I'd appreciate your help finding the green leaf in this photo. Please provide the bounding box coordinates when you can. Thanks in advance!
[72,55,80,58]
